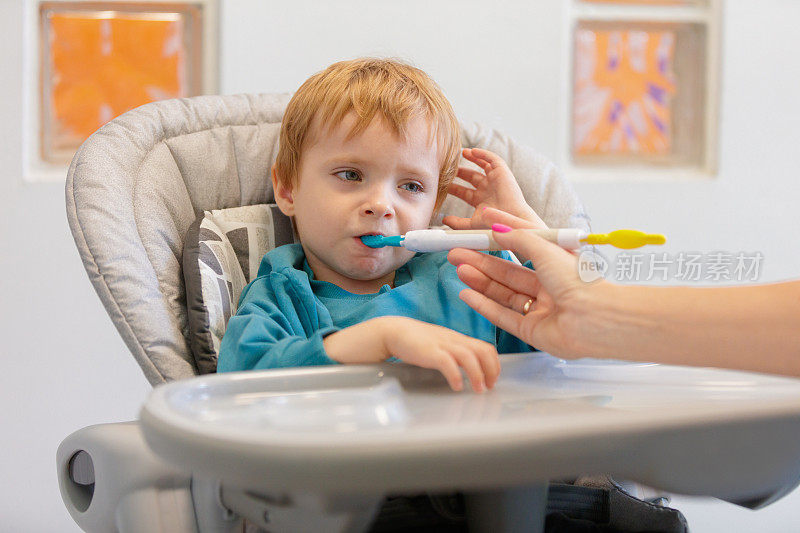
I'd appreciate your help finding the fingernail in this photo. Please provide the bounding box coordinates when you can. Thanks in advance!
[481,206,487,211]
[492,223,512,233]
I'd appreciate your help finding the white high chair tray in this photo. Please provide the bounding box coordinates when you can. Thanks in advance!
[141,353,800,502]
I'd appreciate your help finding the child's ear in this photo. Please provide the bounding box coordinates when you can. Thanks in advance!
[271,165,295,217]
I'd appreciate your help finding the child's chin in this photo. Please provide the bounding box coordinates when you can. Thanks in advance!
[341,258,397,280]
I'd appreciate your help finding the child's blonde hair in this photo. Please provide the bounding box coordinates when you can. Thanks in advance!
[274,57,461,212]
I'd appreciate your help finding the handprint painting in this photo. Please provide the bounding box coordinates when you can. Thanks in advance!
[572,25,677,159]
[39,3,204,163]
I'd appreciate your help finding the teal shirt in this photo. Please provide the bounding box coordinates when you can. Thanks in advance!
[217,243,531,372]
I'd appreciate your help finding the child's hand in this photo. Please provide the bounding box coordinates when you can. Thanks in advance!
[324,316,500,392]
[442,148,547,231]
[381,317,501,392]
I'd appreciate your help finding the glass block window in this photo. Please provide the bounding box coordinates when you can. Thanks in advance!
[39,2,206,164]
[566,1,719,176]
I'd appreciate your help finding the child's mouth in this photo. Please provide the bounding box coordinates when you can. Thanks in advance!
[356,233,385,248]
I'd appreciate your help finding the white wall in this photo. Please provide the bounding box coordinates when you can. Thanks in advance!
[575,2,800,283]
[1,0,798,530]
[1,2,151,531]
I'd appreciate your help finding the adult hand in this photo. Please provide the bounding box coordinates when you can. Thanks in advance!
[442,148,546,231]
[448,223,609,358]
[452,217,800,378]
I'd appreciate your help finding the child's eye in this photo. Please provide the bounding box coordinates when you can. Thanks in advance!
[400,181,424,193]
[335,170,361,181]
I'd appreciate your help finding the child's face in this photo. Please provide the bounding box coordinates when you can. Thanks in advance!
[274,113,440,294]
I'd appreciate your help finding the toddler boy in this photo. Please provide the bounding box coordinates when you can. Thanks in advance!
[218,58,541,392]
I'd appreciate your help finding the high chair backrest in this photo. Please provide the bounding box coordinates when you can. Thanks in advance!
[66,93,588,386]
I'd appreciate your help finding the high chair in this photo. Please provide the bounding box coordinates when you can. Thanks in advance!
[57,93,800,533]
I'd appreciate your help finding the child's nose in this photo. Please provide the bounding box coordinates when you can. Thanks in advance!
[362,200,394,219]
[361,182,396,219]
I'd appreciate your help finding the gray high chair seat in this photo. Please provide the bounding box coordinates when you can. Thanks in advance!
[66,93,588,387]
[59,93,593,532]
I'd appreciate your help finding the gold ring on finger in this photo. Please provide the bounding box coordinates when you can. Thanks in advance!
[522,298,534,315]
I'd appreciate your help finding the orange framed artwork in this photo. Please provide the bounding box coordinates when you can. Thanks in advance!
[38,1,214,164]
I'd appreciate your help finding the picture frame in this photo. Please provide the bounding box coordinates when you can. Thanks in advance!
[23,0,218,181]
[560,0,720,181]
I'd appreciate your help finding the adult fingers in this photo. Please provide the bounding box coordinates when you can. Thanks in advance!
[490,229,580,292]
[456,263,539,313]
[449,248,543,298]
[459,288,533,341]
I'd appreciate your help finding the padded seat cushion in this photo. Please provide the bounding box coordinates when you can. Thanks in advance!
[183,204,295,374]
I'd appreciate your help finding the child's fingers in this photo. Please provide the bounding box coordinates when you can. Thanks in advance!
[461,147,485,165]
[442,215,472,229]
[456,166,485,186]
[398,346,464,391]
[434,353,464,391]
[449,346,486,393]
[441,215,472,230]
[483,206,547,230]
[461,148,493,172]
[447,181,478,205]
[471,340,501,389]
[465,147,505,170]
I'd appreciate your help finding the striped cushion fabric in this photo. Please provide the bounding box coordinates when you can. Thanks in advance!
[183,204,295,374]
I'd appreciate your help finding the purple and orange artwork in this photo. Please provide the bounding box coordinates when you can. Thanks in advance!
[573,27,677,157]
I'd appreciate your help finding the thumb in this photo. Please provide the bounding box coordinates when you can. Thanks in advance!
[491,227,580,289]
